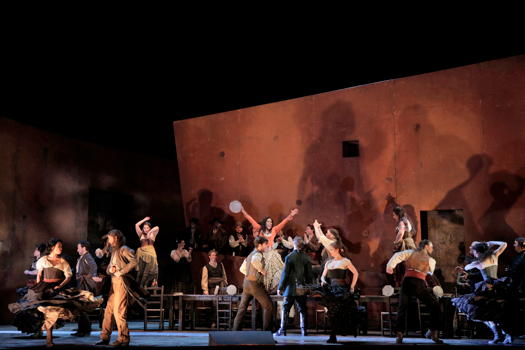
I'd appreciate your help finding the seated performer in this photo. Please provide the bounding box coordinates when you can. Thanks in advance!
[452,240,511,344]
[9,238,101,348]
[233,236,273,331]
[71,240,100,337]
[274,236,313,337]
[201,249,228,295]
[135,216,160,288]
[386,239,443,344]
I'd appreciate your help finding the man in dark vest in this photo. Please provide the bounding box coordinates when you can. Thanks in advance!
[501,237,525,344]
[72,240,101,337]
[274,236,313,337]
[386,239,443,344]
[233,236,273,331]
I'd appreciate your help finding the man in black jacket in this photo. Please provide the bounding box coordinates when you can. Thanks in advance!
[274,236,313,336]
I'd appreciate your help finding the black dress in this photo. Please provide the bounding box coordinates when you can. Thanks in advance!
[452,265,512,322]
[314,268,359,337]
[170,250,193,293]
[8,260,102,334]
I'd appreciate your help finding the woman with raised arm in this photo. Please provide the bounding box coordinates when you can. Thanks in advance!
[241,206,299,293]
[392,206,416,252]
[135,216,160,288]
[9,238,101,347]
[452,240,511,344]
[312,219,348,268]
[316,241,359,343]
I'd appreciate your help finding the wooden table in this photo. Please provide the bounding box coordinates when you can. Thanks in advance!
[165,293,403,332]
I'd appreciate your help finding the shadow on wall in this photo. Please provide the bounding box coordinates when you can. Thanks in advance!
[478,168,525,241]
[185,189,235,242]
[293,100,386,290]
[295,100,380,242]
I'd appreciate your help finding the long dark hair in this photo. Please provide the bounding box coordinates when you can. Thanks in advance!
[472,242,495,262]
[260,216,273,234]
[45,238,63,255]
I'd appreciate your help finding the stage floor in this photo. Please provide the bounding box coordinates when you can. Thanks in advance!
[0,322,524,348]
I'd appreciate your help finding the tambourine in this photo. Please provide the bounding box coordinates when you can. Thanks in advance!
[382,284,395,297]
[432,286,444,298]
[229,200,242,213]
[226,284,237,295]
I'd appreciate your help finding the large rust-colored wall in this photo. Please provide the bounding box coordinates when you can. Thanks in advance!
[174,56,525,293]
[0,117,185,322]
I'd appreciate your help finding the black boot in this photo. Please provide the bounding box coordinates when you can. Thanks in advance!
[327,334,337,343]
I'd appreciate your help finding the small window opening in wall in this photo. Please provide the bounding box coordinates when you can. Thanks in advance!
[342,140,359,158]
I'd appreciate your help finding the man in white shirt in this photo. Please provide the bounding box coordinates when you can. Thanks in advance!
[233,236,273,331]
[386,239,443,344]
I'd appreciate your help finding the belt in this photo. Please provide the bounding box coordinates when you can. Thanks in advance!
[404,269,427,281]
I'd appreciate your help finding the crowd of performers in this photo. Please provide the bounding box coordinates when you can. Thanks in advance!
[8,204,525,347]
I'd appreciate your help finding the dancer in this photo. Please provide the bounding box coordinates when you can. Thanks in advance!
[135,217,160,288]
[71,240,100,337]
[233,236,273,331]
[96,229,137,347]
[9,238,101,347]
[386,239,443,344]
[315,240,359,343]
[312,219,347,268]
[392,206,416,251]
[451,240,509,344]
[274,236,313,337]
[241,206,299,293]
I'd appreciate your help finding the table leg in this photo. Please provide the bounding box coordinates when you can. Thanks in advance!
[178,296,183,331]
[168,296,174,330]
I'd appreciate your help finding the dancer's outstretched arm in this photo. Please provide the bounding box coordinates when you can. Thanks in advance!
[312,219,334,249]
[241,208,261,233]
[271,208,299,242]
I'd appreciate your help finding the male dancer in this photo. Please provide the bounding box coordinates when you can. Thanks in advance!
[72,240,100,337]
[233,236,273,331]
[96,230,137,347]
[386,239,443,344]
[274,236,313,336]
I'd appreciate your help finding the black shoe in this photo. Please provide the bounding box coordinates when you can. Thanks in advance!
[71,332,90,337]
[111,340,129,347]
[327,335,337,343]
[95,339,109,346]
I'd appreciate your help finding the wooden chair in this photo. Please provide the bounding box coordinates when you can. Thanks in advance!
[216,295,233,330]
[144,285,165,330]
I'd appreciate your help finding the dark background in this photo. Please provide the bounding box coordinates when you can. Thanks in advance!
[1,23,524,158]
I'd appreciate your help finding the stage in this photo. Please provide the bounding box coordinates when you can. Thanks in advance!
[1,322,524,349]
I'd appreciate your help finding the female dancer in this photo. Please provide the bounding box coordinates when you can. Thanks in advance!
[392,206,416,251]
[312,219,346,268]
[452,240,510,344]
[135,217,160,288]
[316,237,359,343]
[9,238,101,347]
[241,206,299,293]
